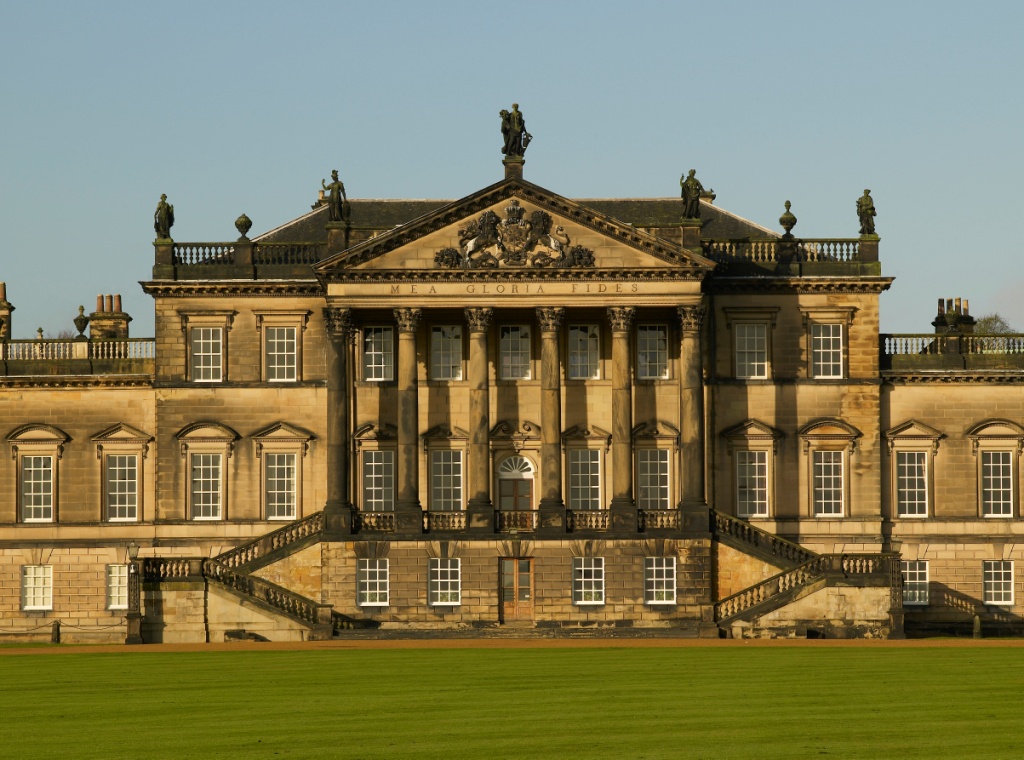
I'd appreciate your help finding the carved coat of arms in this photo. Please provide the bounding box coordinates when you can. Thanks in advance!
[434,200,596,270]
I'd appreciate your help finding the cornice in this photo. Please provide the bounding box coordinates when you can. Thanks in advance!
[0,375,153,389]
[706,276,894,294]
[321,267,707,284]
[140,281,323,298]
[882,371,1024,385]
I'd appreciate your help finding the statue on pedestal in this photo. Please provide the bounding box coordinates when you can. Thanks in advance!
[154,194,174,239]
[680,170,704,219]
[857,189,876,235]
[501,103,531,158]
[322,169,350,223]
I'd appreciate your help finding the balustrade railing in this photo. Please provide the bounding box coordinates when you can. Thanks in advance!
[638,509,680,530]
[567,510,610,531]
[702,238,862,264]
[495,510,538,531]
[961,334,1024,354]
[710,509,817,565]
[143,557,203,580]
[881,334,946,356]
[204,559,321,625]
[2,338,156,364]
[253,242,325,266]
[882,333,1024,358]
[424,511,466,531]
[355,511,396,532]
[173,243,235,266]
[90,339,156,359]
[215,511,324,570]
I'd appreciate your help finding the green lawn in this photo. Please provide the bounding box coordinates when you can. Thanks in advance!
[2,646,1022,759]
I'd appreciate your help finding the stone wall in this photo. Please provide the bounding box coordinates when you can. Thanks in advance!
[737,585,893,639]
[712,542,785,601]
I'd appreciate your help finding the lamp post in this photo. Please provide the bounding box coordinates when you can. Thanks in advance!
[125,541,143,644]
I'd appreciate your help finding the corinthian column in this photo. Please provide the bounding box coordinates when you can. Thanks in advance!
[607,306,636,529]
[678,304,707,516]
[323,307,354,535]
[394,308,423,532]
[536,307,565,531]
[465,307,494,531]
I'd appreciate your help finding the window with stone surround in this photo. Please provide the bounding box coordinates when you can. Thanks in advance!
[93,423,152,523]
[967,420,1024,519]
[499,325,532,380]
[8,424,68,524]
[723,307,778,380]
[255,311,309,383]
[22,565,52,611]
[886,420,942,520]
[573,557,605,605]
[357,558,389,607]
[252,422,313,522]
[428,558,461,606]
[107,564,129,610]
[800,419,860,519]
[901,560,929,606]
[568,449,602,510]
[362,326,394,381]
[636,449,671,510]
[644,557,676,604]
[721,420,781,519]
[176,422,238,521]
[180,311,235,383]
[362,450,395,512]
[636,324,669,379]
[429,450,463,511]
[430,325,463,380]
[983,560,1014,605]
[800,307,855,380]
[567,324,600,380]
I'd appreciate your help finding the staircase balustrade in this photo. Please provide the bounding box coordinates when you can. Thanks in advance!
[215,511,324,569]
[203,559,321,626]
[710,509,817,565]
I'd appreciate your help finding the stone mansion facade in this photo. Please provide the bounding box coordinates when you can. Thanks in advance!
[1,153,1022,642]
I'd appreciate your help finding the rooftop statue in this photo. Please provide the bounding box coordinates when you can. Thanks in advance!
[322,169,350,223]
[680,169,704,219]
[154,194,174,239]
[857,189,876,235]
[500,103,531,158]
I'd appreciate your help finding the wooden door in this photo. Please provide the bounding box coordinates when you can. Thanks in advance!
[500,558,533,622]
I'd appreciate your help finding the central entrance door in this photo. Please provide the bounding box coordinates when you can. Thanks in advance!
[500,558,533,623]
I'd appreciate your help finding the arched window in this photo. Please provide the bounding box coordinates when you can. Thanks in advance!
[497,456,534,510]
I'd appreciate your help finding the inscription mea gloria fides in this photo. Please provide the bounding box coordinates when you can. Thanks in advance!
[434,200,596,269]
[388,282,642,295]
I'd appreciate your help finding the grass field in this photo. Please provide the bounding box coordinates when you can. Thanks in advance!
[2,645,1023,759]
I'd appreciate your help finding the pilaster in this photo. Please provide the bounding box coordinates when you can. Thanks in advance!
[677,303,707,524]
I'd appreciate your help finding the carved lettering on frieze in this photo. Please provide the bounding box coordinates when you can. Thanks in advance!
[394,308,423,333]
[434,201,596,270]
[607,306,636,332]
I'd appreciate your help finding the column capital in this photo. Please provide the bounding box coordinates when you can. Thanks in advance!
[606,306,635,333]
[464,307,493,333]
[677,304,706,334]
[394,307,423,334]
[323,307,354,339]
[536,307,565,332]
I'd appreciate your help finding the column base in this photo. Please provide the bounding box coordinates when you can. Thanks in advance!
[125,612,144,645]
[467,498,495,532]
[323,500,353,539]
[537,498,566,533]
[609,498,636,533]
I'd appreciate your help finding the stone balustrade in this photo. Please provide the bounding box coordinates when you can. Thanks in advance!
[355,511,396,532]
[638,509,681,530]
[424,511,467,532]
[711,509,817,566]
[216,511,324,570]
[495,510,538,532]
[567,510,610,531]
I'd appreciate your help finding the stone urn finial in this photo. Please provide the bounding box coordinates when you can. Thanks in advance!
[74,305,89,340]
[235,213,253,241]
[779,200,797,238]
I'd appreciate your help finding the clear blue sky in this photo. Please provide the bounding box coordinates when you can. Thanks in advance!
[2,1,1022,337]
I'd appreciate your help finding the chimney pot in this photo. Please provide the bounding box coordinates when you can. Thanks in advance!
[114,294,122,313]
[96,295,103,312]
[104,295,113,313]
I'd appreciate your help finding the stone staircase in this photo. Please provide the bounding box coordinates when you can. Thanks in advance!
[709,509,903,637]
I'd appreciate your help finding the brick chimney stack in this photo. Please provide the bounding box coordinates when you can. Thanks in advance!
[932,297,976,334]
[89,293,132,339]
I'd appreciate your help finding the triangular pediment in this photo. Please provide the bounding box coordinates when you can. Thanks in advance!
[721,419,783,441]
[315,178,715,278]
[885,420,944,442]
[91,423,154,444]
[249,421,316,442]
